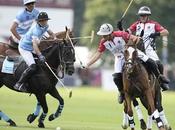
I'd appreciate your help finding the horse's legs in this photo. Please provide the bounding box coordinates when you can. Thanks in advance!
[48,87,64,121]
[0,111,16,126]
[147,115,152,130]
[156,90,171,130]
[36,94,48,128]
[125,93,135,130]
[27,101,41,123]
[133,99,147,130]
[122,101,129,129]
[145,89,164,129]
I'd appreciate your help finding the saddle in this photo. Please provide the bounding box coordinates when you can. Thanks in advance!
[0,55,23,75]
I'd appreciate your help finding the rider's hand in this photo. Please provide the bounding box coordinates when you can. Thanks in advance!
[38,54,46,63]
[117,20,123,31]
[149,32,160,39]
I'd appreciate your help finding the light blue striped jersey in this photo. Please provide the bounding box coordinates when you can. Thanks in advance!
[14,8,39,35]
[19,23,49,51]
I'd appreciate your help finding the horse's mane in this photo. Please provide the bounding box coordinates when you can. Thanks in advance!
[38,30,73,51]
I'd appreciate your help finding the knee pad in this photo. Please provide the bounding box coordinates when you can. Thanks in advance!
[112,73,123,91]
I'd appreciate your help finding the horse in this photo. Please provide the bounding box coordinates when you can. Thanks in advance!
[0,31,76,128]
[121,38,172,130]
[122,42,165,130]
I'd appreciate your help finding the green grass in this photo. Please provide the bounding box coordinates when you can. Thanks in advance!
[0,87,175,130]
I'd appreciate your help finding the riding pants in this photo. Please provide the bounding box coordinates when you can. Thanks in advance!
[114,54,125,73]
[18,46,35,66]
[144,40,159,61]
[127,47,149,62]
[145,48,159,61]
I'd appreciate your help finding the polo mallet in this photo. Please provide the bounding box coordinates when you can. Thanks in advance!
[41,30,95,43]
[71,30,95,43]
[120,0,135,21]
[66,29,86,69]
[45,62,72,98]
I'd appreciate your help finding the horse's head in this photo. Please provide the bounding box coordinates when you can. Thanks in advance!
[62,39,75,75]
[124,49,138,74]
[41,40,76,78]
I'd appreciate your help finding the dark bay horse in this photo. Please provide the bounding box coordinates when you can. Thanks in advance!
[122,45,165,130]
[0,31,76,128]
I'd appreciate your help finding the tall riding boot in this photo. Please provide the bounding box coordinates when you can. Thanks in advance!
[146,59,170,87]
[112,73,124,104]
[156,61,169,91]
[14,64,37,91]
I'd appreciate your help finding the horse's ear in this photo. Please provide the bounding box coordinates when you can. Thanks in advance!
[124,50,129,60]
[65,26,68,31]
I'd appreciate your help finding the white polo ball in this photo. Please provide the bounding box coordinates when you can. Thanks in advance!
[56,127,61,130]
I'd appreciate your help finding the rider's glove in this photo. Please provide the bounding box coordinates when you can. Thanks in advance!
[117,20,123,31]
[149,32,160,39]
[38,54,46,63]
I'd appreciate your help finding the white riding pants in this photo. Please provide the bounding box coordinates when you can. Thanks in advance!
[18,47,35,66]
[114,54,125,73]
[127,47,149,62]
[145,48,159,61]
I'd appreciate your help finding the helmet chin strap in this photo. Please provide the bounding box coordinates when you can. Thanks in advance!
[38,22,48,28]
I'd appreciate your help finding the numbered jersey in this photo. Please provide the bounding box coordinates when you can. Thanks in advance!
[98,31,130,56]
[128,20,165,50]
[14,8,39,35]
[128,20,164,37]
[19,23,49,51]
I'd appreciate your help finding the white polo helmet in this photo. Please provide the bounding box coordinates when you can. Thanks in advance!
[97,23,113,36]
[138,6,151,15]
[23,0,36,5]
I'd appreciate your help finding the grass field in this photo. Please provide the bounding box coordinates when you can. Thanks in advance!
[0,87,174,130]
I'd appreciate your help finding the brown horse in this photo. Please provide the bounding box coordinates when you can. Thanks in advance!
[122,44,165,130]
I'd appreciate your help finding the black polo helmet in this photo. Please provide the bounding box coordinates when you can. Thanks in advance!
[36,12,50,21]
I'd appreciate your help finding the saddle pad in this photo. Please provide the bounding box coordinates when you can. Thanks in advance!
[1,58,14,74]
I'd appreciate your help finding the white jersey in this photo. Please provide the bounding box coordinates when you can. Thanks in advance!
[128,20,165,61]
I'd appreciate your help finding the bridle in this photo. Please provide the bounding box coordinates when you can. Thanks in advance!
[43,41,75,79]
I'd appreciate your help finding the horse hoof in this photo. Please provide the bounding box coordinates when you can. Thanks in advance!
[9,120,17,127]
[38,122,45,128]
[121,124,128,129]
[140,119,147,129]
[48,114,55,121]
[27,113,37,123]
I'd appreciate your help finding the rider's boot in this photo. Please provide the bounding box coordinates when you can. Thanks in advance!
[113,73,124,104]
[14,64,37,91]
[156,61,169,91]
[146,58,170,90]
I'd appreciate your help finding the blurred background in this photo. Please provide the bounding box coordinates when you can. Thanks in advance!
[0,0,175,90]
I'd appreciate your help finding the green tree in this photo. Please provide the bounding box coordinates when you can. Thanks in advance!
[79,0,175,63]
